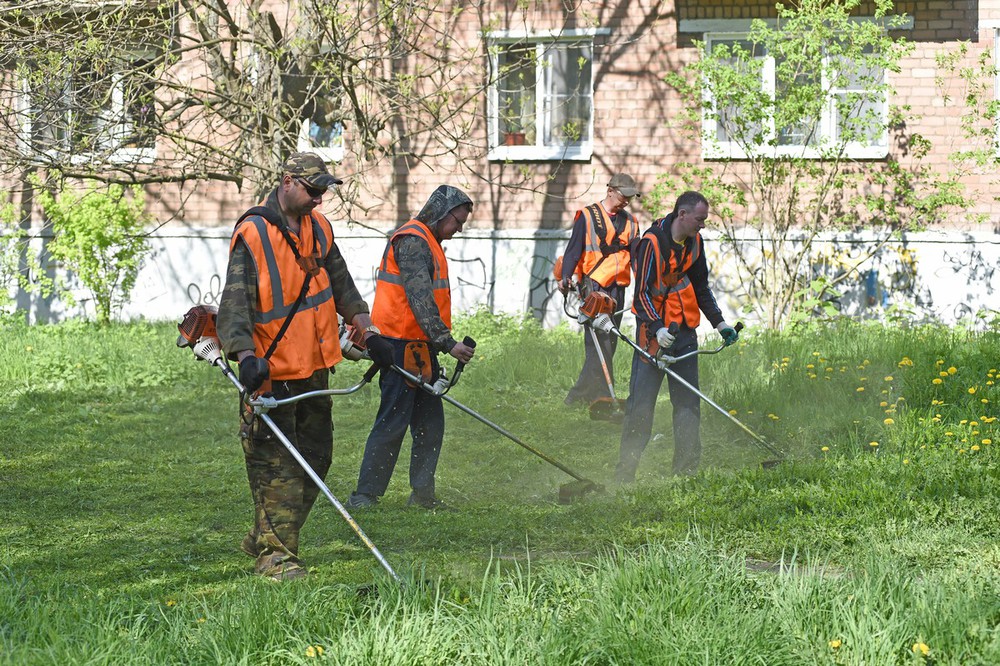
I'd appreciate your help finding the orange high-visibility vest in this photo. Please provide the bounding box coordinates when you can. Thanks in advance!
[371,219,452,340]
[232,210,342,380]
[634,227,702,329]
[577,204,639,287]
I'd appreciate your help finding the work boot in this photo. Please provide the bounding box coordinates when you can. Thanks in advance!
[260,561,308,582]
[240,529,261,558]
[407,491,454,511]
[346,492,379,509]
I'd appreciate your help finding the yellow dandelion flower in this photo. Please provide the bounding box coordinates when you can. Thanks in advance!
[824,376,831,381]
[971,421,979,426]
[988,381,995,386]
[884,375,893,381]
[972,430,980,436]
[806,364,815,369]
[883,418,894,425]
[946,431,954,436]
[829,639,842,649]
[947,366,958,375]
[968,387,977,394]
[959,448,967,454]
[903,459,910,464]
[166,600,177,607]
[971,445,981,452]
[983,439,992,445]
[991,368,998,373]
[306,646,317,658]
[939,371,949,378]
[813,351,821,356]
[982,398,990,404]
[936,359,944,366]
[932,378,943,385]
[782,357,790,362]
[768,413,780,421]
[960,419,968,425]
[912,642,930,656]
[856,387,865,392]
[25,345,33,352]
[821,446,830,452]
[880,401,888,407]
[728,409,738,415]
[809,373,817,379]
[860,377,867,382]
[869,441,879,448]
[197,618,206,624]
[863,359,871,366]
[932,417,941,422]
[826,367,833,372]
[898,397,906,402]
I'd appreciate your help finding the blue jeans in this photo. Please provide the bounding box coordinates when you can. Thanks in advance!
[354,343,445,498]
[616,326,701,479]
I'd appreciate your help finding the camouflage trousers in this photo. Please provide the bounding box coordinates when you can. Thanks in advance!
[241,369,333,575]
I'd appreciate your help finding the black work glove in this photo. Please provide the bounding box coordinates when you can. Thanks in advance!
[365,334,395,368]
[239,356,270,393]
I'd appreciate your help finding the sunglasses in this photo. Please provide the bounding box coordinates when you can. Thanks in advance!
[294,176,326,198]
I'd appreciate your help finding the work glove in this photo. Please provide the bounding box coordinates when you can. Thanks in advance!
[655,325,676,349]
[591,313,614,334]
[239,356,269,393]
[365,334,396,368]
[431,375,451,394]
[717,321,739,347]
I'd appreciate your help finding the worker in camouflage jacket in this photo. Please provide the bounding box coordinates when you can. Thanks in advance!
[217,152,393,581]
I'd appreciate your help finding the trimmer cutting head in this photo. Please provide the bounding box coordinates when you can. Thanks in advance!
[177,304,218,348]
[558,479,605,504]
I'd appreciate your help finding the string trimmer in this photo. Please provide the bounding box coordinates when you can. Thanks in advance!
[175,305,402,583]
[578,294,784,467]
[387,338,605,504]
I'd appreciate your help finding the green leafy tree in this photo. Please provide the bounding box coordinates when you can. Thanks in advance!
[36,182,150,325]
[657,0,995,328]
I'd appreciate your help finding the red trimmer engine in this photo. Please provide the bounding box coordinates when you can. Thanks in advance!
[579,291,616,320]
[176,304,218,348]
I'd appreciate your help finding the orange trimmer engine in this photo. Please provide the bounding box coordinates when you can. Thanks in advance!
[176,304,218,348]
[579,291,616,320]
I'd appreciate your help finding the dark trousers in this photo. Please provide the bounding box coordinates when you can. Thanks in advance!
[566,281,626,404]
[243,369,332,571]
[355,343,445,498]
[616,326,701,479]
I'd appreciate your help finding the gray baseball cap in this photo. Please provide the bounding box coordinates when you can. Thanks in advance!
[281,152,343,191]
[608,173,640,198]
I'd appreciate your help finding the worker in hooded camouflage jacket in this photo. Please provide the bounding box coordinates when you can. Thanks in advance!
[346,185,476,511]
[217,152,394,581]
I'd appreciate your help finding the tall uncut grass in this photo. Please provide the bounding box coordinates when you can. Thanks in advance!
[1,313,998,664]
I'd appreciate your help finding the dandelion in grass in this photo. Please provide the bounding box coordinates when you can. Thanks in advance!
[898,356,913,367]
[933,378,943,385]
[946,432,954,437]
[982,398,990,404]
[768,413,780,421]
[828,639,842,649]
[197,618,205,624]
[869,441,879,448]
[821,446,830,452]
[25,345,32,352]
[912,642,930,656]
[165,600,177,607]
[971,445,981,452]
[948,366,958,375]
[857,387,865,392]
[806,364,815,370]
[729,409,738,415]
[988,381,995,386]
[884,375,893,381]
[884,418,894,425]
[939,371,949,378]
[984,439,992,445]
[880,401,888,407]
[971,421,979,426]
[305,645,325,658]
[903,459,910,464]
[968,387,977,395]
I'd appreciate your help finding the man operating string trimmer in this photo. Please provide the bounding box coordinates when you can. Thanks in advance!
[216,152,395,581]
[612,190,739,482]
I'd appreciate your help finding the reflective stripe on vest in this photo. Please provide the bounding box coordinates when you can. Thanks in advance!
[643,230,702,329]
[233,211,342,379]
[578,205,639,287]
[370,219,452,340]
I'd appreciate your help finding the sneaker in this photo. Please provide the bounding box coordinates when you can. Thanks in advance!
[346,492,379,509]
[240,530,261,558]
[407,491,454,511]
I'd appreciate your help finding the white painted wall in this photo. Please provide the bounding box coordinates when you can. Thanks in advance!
[11,226,1000,333]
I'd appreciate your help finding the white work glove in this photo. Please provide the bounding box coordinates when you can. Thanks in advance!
[431,376,451,394]
[591,313,614,334]
[655,326,676,349]
[716,321,739,347]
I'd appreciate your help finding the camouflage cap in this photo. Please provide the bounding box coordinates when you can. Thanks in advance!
[281,152,343,190]
[608,173,640,198]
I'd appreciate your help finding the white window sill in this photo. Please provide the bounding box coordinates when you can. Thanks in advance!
[488,144,593,162]
[702,143,888,161]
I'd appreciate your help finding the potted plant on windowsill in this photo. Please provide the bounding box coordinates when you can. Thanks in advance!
[503,130,526,146]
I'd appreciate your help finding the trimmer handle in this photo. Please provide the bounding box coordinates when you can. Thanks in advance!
[450,336,477,387]
[668,322,680,336]
[734,322,744,333]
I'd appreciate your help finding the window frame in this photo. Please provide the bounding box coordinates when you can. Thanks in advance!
[297,118,345,163]
[15,51,158,165]
[699,28,892,161]
[486,28,608,162]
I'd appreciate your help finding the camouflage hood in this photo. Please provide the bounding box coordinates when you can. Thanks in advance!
[414,185,473,230]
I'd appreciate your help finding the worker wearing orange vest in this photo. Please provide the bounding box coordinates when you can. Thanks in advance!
[217,152,394,581]
[347,185,476,511]
[557,173,641,408]
[615,191,738,482]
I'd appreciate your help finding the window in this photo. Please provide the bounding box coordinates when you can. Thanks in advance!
[488,29,607,161]
[702,33,888,159]
[17,54,158,164]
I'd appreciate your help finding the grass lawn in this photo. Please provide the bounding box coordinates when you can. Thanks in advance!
[1,313,998,664]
